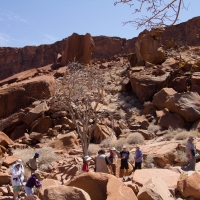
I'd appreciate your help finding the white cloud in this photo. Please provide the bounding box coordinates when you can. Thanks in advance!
[43,33,57,43]
[0,32,10,46]
[0,10,27,23]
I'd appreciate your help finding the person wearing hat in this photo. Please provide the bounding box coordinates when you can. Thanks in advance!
[25,170,42,196]
[82,156,92,173]
[185,136,198,171]
[134,145,143,170]
[11,162,24,200]
[95,149,113,174]
[119,145,129,181]
[11,159,25,183]
[107,147,119,176]
[26,152,40,174]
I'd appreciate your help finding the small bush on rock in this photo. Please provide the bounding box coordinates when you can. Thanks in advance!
[110,138,129,151]
[148,124,161,133]
[143,154,155,168]
[88,144,100,156]
[126,132,144,144]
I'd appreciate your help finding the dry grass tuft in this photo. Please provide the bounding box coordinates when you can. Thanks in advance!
[12,147,59,175]
[88,144,101,156]
[126,132,144,144]
[143,154,155,168]
[148,124,161,133]
[176,150,189,166]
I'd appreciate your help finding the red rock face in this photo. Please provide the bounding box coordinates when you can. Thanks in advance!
[0,17,199,81]
[61,33,94,65]
[162,16,200,46]
[0,40,66,81]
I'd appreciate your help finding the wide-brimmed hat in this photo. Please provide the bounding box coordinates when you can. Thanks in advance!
[34,170,40,175]
[17,159,22,163]
[15,162,21,166]
[111,147,116,151]
[122,145,126,149]
[84,156,92,161]
[189,136,196,140]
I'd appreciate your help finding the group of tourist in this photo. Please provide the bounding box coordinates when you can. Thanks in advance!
[82,145,143,181]
[10,152,42,200]
[10,135,198,199]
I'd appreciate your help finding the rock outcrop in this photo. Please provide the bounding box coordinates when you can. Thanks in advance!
[177,172,200,198]
[0,75,54,119]
[135,29,165,65]
[137,177,174,200]
[43,185,91,200]
[67,172,137,200]
[61,33,94,65]
[165,92,200,122]
[128,67,170,102]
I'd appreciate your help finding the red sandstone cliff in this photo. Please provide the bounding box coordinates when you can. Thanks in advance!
[0,16,199,81]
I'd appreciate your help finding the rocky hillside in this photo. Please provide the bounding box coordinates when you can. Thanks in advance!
[0,16,200,81]
[1,17,200,200]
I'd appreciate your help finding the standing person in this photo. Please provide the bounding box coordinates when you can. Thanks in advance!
[119,145,129,182]
[185,136,198,171]
[11,159,25,183]
[107,147,119,176]
[134,145,143,170]
[11,162,24,200]
[24,170,42,196]
[82,156,92,173]
[26,152,40,174]
[95,149,113,174]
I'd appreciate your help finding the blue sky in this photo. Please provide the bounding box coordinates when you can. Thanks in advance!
[0,0,199,47]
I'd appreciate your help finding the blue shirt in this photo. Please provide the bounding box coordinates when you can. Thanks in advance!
[135,149,143,163]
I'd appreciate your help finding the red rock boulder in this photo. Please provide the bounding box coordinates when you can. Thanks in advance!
[61,33,94,65]
[152,88,177,110]
[128,68,170,102]
[135,29,165,65]
[137,177,174,200]
[43,185,91,200]
[165,92,200,122]
[156,108,185,129]
[0,75,54,119]
[177,172,200,198]
[67,172,137,200]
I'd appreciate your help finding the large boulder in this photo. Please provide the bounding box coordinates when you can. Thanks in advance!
[92,124,114,143]
[22,102,49,124]
[0,172,11,185]
[3,156,18,167]
[46,132,79,150]
[137,177,174,200]
[128,68,170,102]
[43,185,91,200]
[153,88,177,110]
[0,132,14,147]
[132,169,179,189]
[156,108,185,129]
[38,179,61,200]
[137,141,179,167]
[177,172,200,198]
[61,33,94,65]
[165,92,200,122]
[0,75,54,119]
[30,116,53,134]
[135,29,165,65]
[67,172,137,200]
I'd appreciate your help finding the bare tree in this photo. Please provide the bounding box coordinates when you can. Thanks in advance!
[52,62,106,156]
[114,0,186,29]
